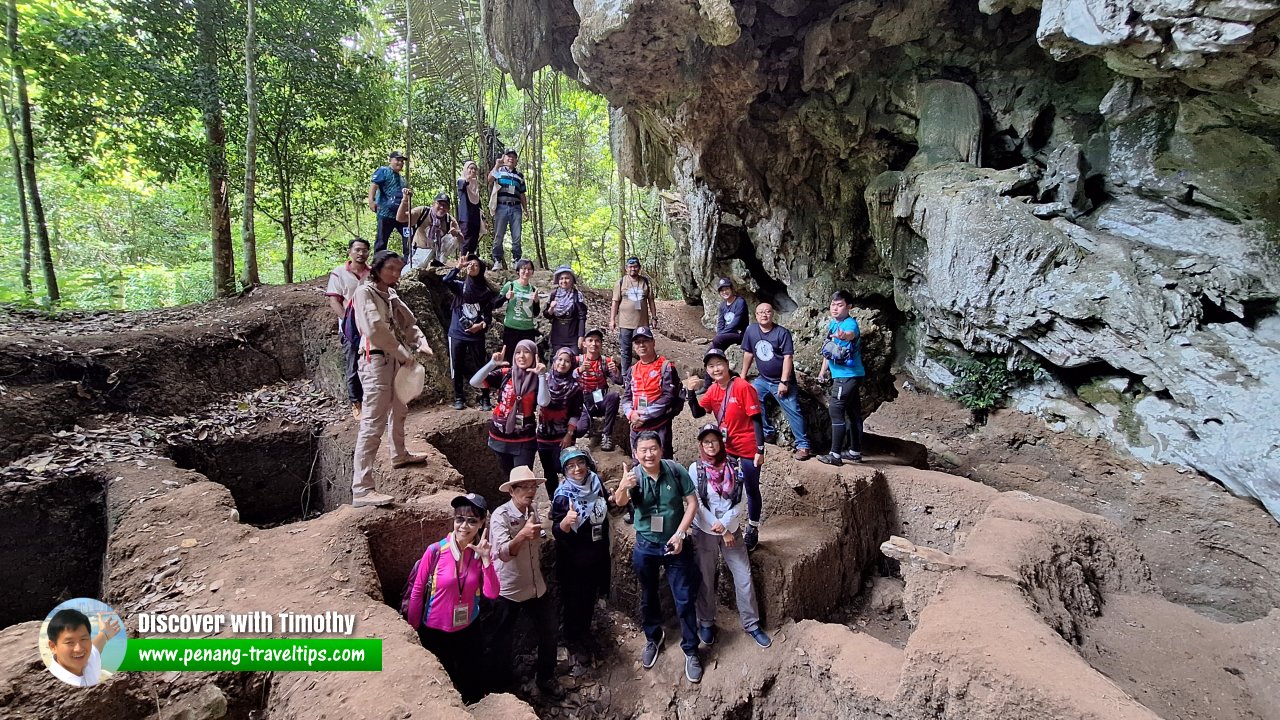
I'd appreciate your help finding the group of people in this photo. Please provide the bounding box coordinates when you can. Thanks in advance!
[324,148,870,696]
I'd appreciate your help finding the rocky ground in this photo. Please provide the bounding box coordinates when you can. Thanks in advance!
[1,269,1277,719]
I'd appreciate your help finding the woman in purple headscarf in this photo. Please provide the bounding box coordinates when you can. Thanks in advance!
[470,338,548,474]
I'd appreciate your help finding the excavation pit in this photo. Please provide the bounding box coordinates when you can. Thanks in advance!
[0,474,107,628]
[167,420,337,527]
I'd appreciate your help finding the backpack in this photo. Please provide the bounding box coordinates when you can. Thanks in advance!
[399,540,444,626]
[341,301,360,347]
[695,459,744,510]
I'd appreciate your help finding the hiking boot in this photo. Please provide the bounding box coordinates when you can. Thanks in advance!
[744,525,759,552]
[599,435,615,452]
[749,629,773,648]
[684,652,704,683]
[351,402,362,419]
[479,397,494,412]
[452,398,465,410]
[697,625,716,646]
[816,452,843,467]
[641,629,664,669]
[352,491,394,508]
[841,450,863,463]
[391,453,428,468]
[793,448,812,461]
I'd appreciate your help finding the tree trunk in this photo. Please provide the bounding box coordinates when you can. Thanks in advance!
[618,160,628,268]
[240,0,260,287]
[196,0,235,297]
[7,0,56,302]
[275,157,295,283]
[1,87,32,297]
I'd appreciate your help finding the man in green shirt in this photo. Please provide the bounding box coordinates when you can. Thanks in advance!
[613,431,704,682]
[497,259,541,363]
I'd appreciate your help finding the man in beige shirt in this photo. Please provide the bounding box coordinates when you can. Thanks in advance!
[350,250,434,508]
[609,256,659,376]
[487,467,561,698]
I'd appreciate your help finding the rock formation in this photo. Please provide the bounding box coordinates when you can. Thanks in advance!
[481,0,1280,518]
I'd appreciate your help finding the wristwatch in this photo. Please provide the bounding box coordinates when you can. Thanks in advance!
[672,529,687,541]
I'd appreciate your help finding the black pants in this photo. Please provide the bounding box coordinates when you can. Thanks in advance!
[501,326,539,363]
[829,376,865,454]
[559,549,605,654]
[493,443,536,477]
[418,622,485,703]
[628,421,674,459]
[374,216,407,254]
[341,334,363,404]
[618,327,635,377]
[577,391,620,438]
[449,337,488,403]
[711,331,743,351]
[487,593,558,687]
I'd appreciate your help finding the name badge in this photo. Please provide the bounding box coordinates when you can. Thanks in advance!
[650,514,664,533]
[452,604,470,628]
[514,410,525,426]
[591,523,604,543]
[637,396,649,412]
[592,389,604,403]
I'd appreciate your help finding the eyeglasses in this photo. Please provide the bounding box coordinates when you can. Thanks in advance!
[453,516,481,526]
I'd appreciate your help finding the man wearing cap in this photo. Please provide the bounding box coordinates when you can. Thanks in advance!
[543,265,589,355]
[610,257,658,377]
[368,151,408,253]
[487,467,561,698]
[575,328,622,452]
[613,430,703,682]
[621,326,679,459]
[397,188,463,268]
[489,149,529,271]
[350,250,434,508]
[686,347,766,551]
[741,303,811,461]
[711,278,749,352]
[325,237,370,418]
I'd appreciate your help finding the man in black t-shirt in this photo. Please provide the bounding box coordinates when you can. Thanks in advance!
[740,303,810,461]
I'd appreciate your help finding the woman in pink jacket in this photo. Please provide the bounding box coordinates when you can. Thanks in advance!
[405,493,499,702]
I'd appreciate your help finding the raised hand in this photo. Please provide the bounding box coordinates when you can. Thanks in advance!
[492,346,507,364]
[682,373,705,393]
[561,506,579,532]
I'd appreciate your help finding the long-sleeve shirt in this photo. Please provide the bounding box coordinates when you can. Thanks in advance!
[471,361,550,444]
[352,282,426,361]
[716,296,748,335]
[490,500,548,602]
[406,537,499,632]
[687,461,745,535]
[442,268,498,342]
[542,288,588,352]
[621,356,678,429]
[537,379,584,444]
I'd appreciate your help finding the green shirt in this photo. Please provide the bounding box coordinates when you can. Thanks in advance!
[501,280,538,330]
[629,460,695,545]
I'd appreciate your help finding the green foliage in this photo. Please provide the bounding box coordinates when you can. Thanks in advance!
[932,353,1042,412]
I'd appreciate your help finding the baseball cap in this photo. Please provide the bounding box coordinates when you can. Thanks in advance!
[584,327,606,339]
[625,256,640,266]
[450,493,488,515]
[434,193,450,204]
[716,277,733,290]
[632,326,655,341]
[703,347,729,366]
[388,151,406,160]
[697,423,725,441]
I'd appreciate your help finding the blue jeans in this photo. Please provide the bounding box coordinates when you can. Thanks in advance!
[632,536,700,654]
[751,377,809,450]
[492,202,523,263]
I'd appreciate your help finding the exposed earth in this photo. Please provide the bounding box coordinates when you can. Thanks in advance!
[1,270,1277,719]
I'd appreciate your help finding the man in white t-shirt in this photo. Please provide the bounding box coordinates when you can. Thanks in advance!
[46,608,120,687]
[326,238,371,418]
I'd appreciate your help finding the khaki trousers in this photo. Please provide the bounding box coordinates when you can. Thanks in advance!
[351,353,408,496]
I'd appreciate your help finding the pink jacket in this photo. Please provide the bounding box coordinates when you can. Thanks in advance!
[405,537,500,632]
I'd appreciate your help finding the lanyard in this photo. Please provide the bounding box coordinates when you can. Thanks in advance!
[453,544,472,597]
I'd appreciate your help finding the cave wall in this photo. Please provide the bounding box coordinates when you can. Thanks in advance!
[481,0,1280,517]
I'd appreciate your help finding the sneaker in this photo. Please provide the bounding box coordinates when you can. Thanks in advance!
[479,397,494,412]
[641,629,664,669]
[748,629,773,648]
[697,625,716,646]
[599,436,615,452]
[391,452,428,468]
[352,491,394,508]
[491,260,504,271]
[744,524,759,552]
[350,402,362,419]
[841,450,863,463]
[793,448,812,461]
[816,452,843,467]
[452,398,465,410]
[684,652,703,683]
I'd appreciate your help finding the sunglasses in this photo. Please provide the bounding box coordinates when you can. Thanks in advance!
[453,516,481,526]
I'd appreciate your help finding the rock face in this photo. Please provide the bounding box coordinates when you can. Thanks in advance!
[481,0,1280,517]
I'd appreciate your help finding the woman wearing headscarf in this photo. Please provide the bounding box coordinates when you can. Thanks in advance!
[404,492,499,703]
[536,347,585,494]
[687,424,771,650]
[444,254,499,411]
[543,265,589,355]
[470,338,548,475]
[550,446,611,664]
[456,160,485,257]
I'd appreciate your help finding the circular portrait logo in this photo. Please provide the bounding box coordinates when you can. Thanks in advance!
[39,598,127,687]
